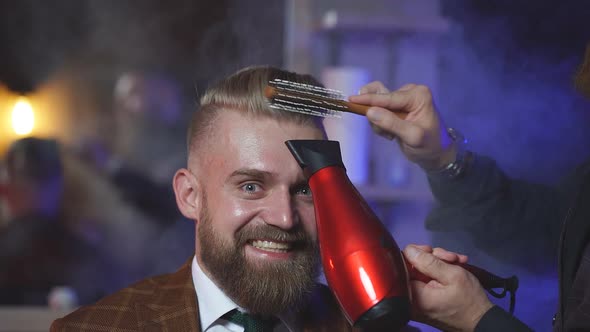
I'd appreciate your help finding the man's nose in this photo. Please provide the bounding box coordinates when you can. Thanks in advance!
[263,190,299,230]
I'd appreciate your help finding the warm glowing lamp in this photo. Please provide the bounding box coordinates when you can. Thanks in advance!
[11,97,35,136]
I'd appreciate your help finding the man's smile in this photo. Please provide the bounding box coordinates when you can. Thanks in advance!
[250,240,292,253]
[244,239,303,260]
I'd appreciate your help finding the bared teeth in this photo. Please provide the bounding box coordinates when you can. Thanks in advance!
[251,240,291,252]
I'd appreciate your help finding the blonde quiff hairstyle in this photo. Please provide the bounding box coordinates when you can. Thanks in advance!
[186,66,327,156]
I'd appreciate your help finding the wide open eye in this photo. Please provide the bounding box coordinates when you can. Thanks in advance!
[241,183,261,194]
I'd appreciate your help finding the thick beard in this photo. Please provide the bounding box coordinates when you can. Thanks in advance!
[197,200,320,316]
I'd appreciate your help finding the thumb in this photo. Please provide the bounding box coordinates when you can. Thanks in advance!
[404,245,456,285]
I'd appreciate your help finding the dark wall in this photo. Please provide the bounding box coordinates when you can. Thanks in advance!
[0,0,285,97]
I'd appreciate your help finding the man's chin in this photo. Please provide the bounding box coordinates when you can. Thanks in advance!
[198,217,320,314]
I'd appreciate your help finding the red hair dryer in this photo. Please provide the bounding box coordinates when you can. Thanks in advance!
[286,140,520,329]
[286,140,410,330]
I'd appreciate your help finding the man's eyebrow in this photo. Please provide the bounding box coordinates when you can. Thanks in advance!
[228,169,276,180]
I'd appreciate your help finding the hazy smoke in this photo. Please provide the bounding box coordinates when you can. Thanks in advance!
[438,2,590,184]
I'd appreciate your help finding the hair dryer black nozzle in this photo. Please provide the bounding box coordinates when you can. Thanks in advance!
[285,140,345,176]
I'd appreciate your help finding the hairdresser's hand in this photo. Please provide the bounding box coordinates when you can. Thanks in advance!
[349,82,455,171]
[411,245,469,264]
[403,244,493,332]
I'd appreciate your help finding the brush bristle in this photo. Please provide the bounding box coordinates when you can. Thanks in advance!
[267,79,346,118]
[269,79,345,100]
[269,99,342,118]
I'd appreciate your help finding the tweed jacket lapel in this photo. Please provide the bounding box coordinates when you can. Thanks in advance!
[135,258,201,332]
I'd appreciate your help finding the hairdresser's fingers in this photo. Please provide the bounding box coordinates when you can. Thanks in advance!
[414,244,434,253]
[403,244,461,285]
[370,123,397,141]
[366,107,424,147]
[358,81,390,94]
[432,247,469,264]
[398,83,418,92]
[350,84,433,115]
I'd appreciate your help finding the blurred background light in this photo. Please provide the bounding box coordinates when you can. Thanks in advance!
[11,97,35,136]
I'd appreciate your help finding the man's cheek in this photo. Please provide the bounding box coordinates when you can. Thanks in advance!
[225,200,265,225]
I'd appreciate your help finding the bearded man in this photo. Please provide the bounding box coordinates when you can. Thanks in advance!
[51,67,362,332]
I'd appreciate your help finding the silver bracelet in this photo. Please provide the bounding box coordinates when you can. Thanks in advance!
[428,128,472,180]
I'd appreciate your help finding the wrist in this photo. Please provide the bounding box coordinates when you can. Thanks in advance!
[427,128,472,180]
[434,142,458,170]
[467,301,494,332]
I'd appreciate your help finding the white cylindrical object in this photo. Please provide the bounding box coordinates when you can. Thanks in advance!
[48,286,78,311]
[321,67,371,185]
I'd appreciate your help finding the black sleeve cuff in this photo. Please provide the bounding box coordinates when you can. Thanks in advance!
[475,306,533,332]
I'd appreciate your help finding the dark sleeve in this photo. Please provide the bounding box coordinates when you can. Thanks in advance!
[475,306,533,332]
[425,153,567,264]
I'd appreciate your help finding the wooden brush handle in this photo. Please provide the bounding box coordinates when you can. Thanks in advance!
[339,100,371,116]
[339,99,408,120]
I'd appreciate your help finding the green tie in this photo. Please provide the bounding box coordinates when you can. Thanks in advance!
[223,309,277,332]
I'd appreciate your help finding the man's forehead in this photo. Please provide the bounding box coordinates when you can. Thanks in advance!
[199,112,316,172]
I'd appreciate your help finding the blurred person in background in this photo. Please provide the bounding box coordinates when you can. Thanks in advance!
[81,71,186,225]
[0,137,114,306]
[349,44,590,331]
[60,141,165,285]
[78,71,195,276]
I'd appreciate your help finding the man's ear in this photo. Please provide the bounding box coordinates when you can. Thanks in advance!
[173,168,201,220]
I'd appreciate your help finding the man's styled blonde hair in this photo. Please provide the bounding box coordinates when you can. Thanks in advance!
[187,66,327,155]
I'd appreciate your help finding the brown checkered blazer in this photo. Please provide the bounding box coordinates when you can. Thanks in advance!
[50,258,357,332]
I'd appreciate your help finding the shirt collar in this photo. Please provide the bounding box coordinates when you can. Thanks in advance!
[191,256,300,332]
[192,256,237,330]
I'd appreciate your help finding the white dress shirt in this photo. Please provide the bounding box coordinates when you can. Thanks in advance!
[191,256,300,332]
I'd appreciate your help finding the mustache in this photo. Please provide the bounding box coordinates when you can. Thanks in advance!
[235,224,312,246]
